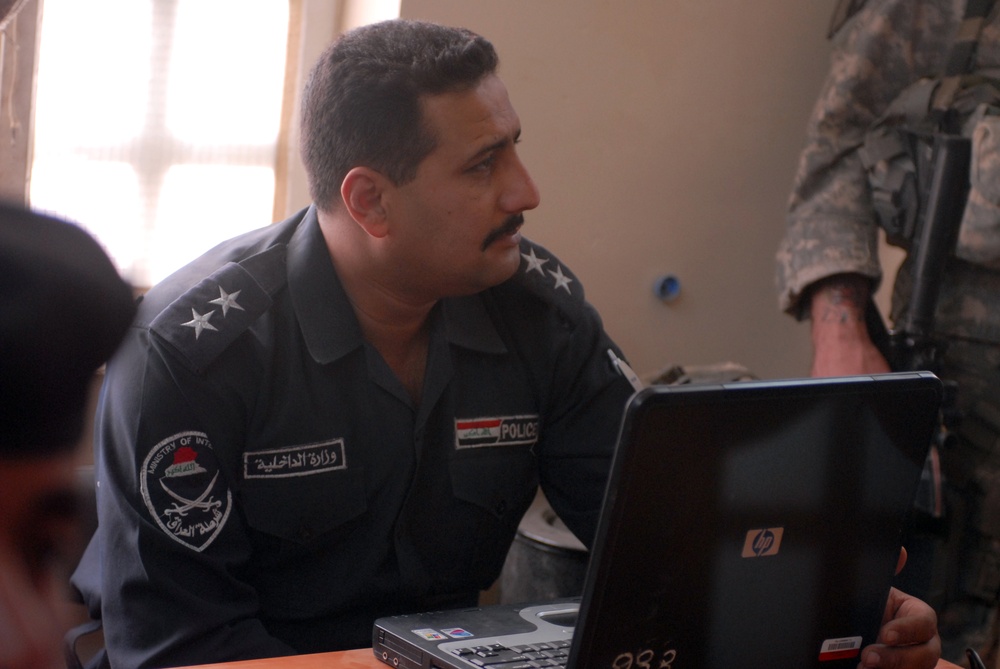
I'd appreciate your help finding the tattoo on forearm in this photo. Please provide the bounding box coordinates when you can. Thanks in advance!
[815,281,866,324]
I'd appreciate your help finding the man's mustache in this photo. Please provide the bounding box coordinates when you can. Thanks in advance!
[481,214,525,252]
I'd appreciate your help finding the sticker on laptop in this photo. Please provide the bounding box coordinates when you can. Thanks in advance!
[818,636,862,662]
[412,629,447,641]
[740,527,783,557]
[443,628,474,639]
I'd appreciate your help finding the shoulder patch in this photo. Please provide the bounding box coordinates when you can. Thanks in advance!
[141,431,232,552]
[150,245,287,372]
[515,240,585,302]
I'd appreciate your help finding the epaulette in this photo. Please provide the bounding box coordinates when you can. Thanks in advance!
[510,240,586,310]
[150,244,288,373]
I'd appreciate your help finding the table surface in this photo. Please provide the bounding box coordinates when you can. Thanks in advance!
[173,648,380,669]
[170,648,963,669]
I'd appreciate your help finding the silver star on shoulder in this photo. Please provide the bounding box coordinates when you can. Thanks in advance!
[522,247,548,275]
[209,287,245,317]
[548,265,574,293]
[182,308,219,339]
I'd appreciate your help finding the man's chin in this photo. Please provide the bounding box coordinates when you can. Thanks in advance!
[450,252,522,297]
[493,241,523,279]
[497,256,522,284]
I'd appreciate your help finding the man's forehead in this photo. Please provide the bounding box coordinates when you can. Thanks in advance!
[419,75,521,154]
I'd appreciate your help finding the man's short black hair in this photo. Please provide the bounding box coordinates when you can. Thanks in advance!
[300,19,499,212]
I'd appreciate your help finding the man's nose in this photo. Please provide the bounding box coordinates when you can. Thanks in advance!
[501,155,541,213]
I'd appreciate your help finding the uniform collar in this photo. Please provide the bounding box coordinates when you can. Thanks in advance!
[287,207,365,364]
[441,295,507,355]
[287,206,507,364]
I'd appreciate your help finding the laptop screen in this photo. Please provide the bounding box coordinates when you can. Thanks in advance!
[373,373,942,669]
[571,373,941,669]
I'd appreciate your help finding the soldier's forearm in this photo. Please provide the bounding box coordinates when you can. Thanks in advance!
[808,273,871,327]
[805,274,891,377]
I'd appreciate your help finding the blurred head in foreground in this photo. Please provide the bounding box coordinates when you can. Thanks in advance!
[0,202,134,668]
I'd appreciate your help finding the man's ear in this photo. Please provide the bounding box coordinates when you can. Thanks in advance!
[341,166,390,239]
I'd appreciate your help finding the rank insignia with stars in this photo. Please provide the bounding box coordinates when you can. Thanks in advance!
[519,243,579,297]
[209,287,245,316]
[181,286,245,339]
[150,261,274,373]
[182,308,218,340]
[181,285,247,339]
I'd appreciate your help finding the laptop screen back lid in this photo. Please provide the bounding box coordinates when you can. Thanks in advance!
[569,372,942,669]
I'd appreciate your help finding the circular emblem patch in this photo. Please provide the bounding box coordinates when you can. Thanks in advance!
[141,431,232,552]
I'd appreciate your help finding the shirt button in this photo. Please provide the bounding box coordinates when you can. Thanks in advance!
[299,526,314,541]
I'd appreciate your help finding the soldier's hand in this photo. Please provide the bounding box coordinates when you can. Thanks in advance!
[859,587,941,669]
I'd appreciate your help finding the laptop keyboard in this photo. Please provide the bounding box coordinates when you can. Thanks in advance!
[450,641,573,669]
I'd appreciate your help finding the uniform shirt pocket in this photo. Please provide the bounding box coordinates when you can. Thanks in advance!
[450,448,538,521]
[240,466,367,544]
[446,448,539,587]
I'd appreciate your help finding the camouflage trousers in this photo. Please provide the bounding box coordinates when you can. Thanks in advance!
[893,338,1000,665]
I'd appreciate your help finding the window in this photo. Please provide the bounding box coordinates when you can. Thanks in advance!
[30,0,290,287]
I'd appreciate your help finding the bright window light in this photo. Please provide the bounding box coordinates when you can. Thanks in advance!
[152,165,276,281]
[32,0,152,147]
[30,0,290,288]
[29,158,143,276]
[167,0,289,144]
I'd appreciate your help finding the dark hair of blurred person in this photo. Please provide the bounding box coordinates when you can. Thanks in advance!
[0,202,135,668]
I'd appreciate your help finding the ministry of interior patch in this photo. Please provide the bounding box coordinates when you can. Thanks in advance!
[141,430,233,552]
[454,415,540,449]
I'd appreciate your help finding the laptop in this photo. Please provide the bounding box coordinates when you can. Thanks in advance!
[373,372,942,669]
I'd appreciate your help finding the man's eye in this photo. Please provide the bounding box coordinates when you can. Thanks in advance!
[470,155,496,173]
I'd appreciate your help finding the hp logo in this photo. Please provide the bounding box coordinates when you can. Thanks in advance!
[741,527,784,558]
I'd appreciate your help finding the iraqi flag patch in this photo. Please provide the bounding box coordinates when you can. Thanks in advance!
[455,415,540,449]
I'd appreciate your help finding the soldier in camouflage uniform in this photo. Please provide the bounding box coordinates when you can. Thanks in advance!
[776,0,1000,663]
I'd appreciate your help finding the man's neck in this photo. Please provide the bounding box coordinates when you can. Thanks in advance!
[354,299,432,405]
[319,207,435,403]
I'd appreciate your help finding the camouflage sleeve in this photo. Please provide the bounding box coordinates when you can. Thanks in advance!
[776,0,962,317]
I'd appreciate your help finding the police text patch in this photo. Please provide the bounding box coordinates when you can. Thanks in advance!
[141,431,232,552]
[454,415,540,449]
[243,439,347,479]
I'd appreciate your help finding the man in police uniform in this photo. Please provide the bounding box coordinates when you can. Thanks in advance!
[80,19,943,668]
[776,0,1000,662]
[0,203,135,668]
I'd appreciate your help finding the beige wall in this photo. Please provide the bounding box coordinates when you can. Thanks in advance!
[397,0,840,380]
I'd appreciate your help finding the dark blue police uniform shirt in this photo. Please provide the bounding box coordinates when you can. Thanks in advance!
[80,206,634,667]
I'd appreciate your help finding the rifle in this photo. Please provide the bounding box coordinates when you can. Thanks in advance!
[869,133,970,376]
[865,133,968,522]
[860,0,995,357]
